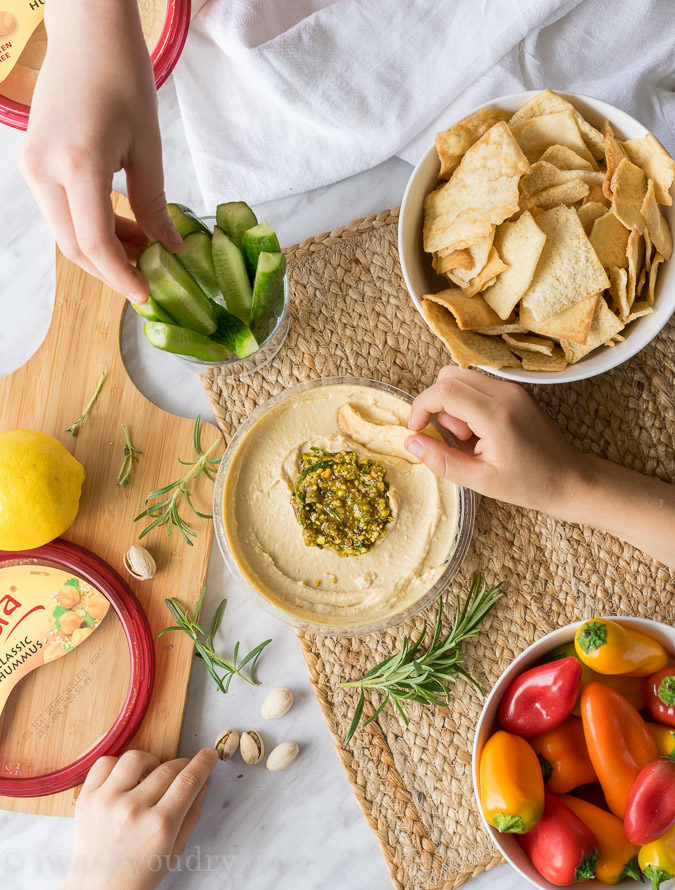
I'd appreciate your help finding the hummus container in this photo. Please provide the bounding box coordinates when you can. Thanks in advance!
[0,0,190,130]
[471,616,675,890]
[0,539,154,797]
[213,377,475,636]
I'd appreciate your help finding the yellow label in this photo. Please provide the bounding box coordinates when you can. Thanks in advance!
[0,0,44,84]
[0,565,110,710]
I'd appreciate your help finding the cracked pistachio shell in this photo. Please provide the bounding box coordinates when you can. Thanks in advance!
[240,730,264,765]
[214,729,239,761]
[123,545,156,580]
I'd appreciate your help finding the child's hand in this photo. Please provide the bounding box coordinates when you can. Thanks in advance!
[62,748,218,890]
[405,366,587,514]
[19,0,182,304]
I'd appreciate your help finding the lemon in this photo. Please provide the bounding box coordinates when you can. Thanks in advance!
[0,430,85,551]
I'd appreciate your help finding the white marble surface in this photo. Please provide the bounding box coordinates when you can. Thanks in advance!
[0,78,527,890]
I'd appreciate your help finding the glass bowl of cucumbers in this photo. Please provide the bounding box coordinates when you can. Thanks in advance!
[133,201,290,378]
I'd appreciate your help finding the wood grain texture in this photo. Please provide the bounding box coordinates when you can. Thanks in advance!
[0,192,221,816]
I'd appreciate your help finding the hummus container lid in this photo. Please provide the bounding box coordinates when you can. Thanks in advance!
[0,0,191,131]
[213,377,475,637]
[0,539,154,798]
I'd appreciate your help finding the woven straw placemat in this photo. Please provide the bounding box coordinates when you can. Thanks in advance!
[201,209,674,890]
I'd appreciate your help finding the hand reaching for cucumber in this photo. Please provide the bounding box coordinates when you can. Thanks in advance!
[18,0,182,304]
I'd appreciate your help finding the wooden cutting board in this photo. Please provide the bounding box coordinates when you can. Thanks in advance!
[0,192,221,816]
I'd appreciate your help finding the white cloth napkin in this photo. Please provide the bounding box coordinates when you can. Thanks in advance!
[172,0,675,208]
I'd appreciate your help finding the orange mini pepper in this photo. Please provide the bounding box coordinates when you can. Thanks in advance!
[647,723,675,758]
[581,682,658,818]
[575,619,668,677]
[638,823,675,890]
[562,795,640,885]
[530,717,597,794]
[479,730,544,833]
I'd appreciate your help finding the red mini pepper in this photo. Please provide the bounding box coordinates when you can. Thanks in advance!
[646,665,675,727]
[499,656,581,738]
[625,757,675,845]
[518,791,599,886]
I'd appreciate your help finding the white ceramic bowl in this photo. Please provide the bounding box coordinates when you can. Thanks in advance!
[471,616,675,890]
[398,91,675,384]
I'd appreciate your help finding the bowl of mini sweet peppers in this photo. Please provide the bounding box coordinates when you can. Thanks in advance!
[472,616,675,890]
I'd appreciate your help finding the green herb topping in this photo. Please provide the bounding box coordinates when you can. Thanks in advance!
[289,447,392,556]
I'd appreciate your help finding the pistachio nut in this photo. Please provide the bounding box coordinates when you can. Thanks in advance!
[261,687,294,721]
[266,741,299,772]
[123,545,156,581]
[214,729,239,762]
[240,730,264,765]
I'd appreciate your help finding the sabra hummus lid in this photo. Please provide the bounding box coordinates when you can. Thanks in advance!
[0,539,154,798]
[0,0,191,130]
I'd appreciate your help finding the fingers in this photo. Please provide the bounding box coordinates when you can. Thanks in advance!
[133,758,191,806]
[156,748,218,823]
[405,433,481,485]
[171,784,209,859]
[126,135,182,253]
[408,378,494,438]
[66,172,150,302]
[434,410,475,443]
[81,755,118,793]
[105,750,161,793]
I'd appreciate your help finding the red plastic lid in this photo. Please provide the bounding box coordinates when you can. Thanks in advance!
[0,0,191,131]
[0,539,154,798]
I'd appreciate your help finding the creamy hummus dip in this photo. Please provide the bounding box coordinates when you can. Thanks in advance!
[223,383,460,628]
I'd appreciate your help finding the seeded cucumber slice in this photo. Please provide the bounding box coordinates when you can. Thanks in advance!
[250,251,286,342]
[211,303,258,358]
[216,202,258,248]
[144,321,230,362]
[137,242,217,335]
[130,295,175,324]
[176,232,222,303]
[211,226,253,324]
[167,203,210,237]
[242,222,281,278]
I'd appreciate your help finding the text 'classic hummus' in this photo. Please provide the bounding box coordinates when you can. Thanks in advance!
[223,383,460,628]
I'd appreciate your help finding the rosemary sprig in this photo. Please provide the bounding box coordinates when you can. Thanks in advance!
[157,587,271,692]
[339,573,503,747]
[134,416,221,546]
[116,424,142,487]
[66,371,106,436]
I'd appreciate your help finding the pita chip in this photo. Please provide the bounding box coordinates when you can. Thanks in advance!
[435,107,511,179]
[626,228,645,311]
[626,301,654,323]
[510,110,596,166]
[421,300,521,369]
[577,201,610,235]
[611,157,647,233]
[509,89,604,160]
[520,293,598,345]
[516,346,568,372]
[521,179,589,212]
[539,144,594,171]
[520,161,603,197]
[521,205,609,321]
[422,288,505,330]
[622,132,675,206]
[502,332,555,355]
[560,297,624,363]
[647,253,664,305]
[458,247,509,296]
[589,211,630,269]
[603,120,628,200]
[482,211,546,319]
[640,179,672,261]
[445,229,495,282]
[608,265,629,318]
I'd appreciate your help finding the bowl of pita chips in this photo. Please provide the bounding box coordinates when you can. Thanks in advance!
[399,90,675,382]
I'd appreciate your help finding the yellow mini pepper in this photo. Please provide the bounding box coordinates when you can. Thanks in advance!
[639,823,675,890]
[575,619,668,677]
[479,730,544,833]
[647,723,675,758]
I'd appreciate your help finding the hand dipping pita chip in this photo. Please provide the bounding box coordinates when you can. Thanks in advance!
[337,403,441,464]
[482,211,546,320]
[521,205,609,321]
[435,107,511,180]
[590,211,630,269]
[560,297,624,363]
[640,179,672,261]
[519,293,598,345]
[540,144,594,171]
[611,157,647,233]
[622,132,675,206]
[502,332,555,355]
[510,111,596,166]
[423,121,529,253]
[508,90,604,160]
[421,300,520,369]
[422,288,504,330]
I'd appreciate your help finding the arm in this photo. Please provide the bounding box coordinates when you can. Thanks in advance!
[19,0,182,303]
[62,748,217,890]
[405,367,675,568]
